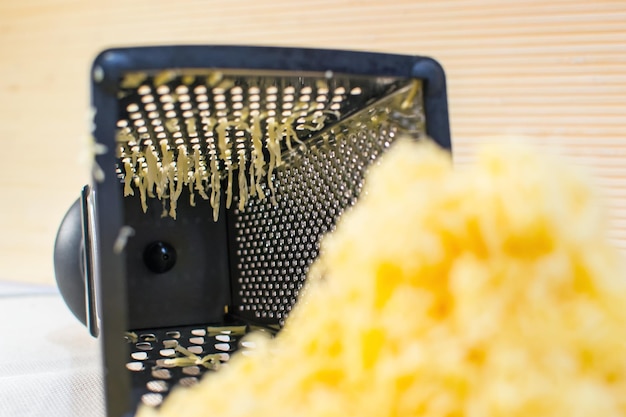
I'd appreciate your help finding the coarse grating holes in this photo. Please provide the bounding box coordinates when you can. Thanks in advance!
[115,70,417,221]
[125,324,262,408]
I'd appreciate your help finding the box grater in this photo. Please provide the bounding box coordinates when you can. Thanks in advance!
[53,45,450,417]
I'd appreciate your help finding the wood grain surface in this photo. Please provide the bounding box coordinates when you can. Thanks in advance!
[1,0,625,284]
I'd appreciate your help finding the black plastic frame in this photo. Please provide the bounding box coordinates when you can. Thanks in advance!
[91,45,451,417]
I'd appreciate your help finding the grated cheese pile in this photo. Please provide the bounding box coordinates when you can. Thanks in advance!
[139,138,626,417]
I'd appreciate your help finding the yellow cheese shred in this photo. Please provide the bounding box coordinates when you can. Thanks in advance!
[122,158,134,196]
[135,175,148,213]
[144,145,160,198]
[209,154,221,222]
[237,151,248,211]
[168,145,189,219]
[226,163,234,209]
[139,138,626,417]
[192,147,209,201]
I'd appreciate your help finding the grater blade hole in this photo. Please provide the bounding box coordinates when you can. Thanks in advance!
[146,380,169,393]
[189,337,205,345]
[139,333,157,342]
[162,339,178,349]
[156,359,176,368]
[131,351,148,361]
[187,345,203,355]
[182,366,201,376]
[126,361,145,372]
[215,342,232,352]
[191,328,207,336]
[159,348,176,357]
[136,342,153,351]
[141,393,163,407]
[152,368,172,380]
[215,334,231,342]
[178,377,199,387]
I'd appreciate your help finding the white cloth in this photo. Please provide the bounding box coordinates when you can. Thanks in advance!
[0,282,104,417]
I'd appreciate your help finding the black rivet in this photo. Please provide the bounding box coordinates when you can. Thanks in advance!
[143,241,177,274]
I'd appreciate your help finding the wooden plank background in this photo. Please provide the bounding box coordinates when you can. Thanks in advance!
[1,0,625,284]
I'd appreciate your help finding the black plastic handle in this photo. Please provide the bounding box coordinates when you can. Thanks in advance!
[53,198,87,326]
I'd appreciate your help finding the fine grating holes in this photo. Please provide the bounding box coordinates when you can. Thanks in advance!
[231,119,409,324]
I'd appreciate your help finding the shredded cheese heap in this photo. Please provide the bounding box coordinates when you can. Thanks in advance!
[140,139,626,417]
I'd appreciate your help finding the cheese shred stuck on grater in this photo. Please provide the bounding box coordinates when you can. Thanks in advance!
[116,73,426,221]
